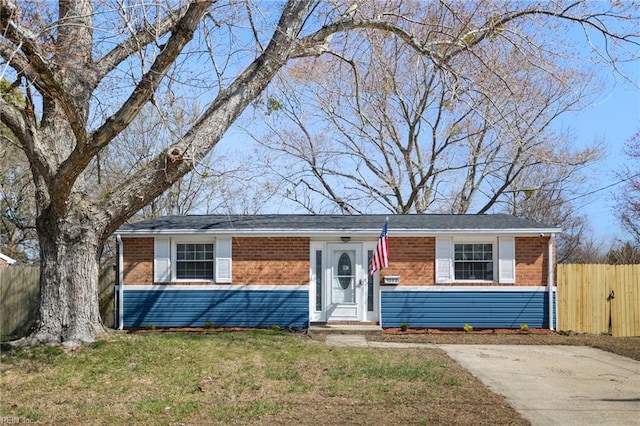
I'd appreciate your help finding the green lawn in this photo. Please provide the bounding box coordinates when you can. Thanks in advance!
[0,331,526,425]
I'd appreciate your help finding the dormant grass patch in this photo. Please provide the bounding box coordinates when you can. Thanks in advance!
[1,330,527,425]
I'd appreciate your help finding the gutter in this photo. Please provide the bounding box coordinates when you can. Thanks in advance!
[116,234,124,330]
[116,227,563,237]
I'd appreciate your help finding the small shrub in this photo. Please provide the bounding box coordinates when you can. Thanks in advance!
[145,323,155,330]
[519,323,529,332]
[270,325,282,331]
[204,321,215,329]
[400,323,410,332]
[463,324,473,333]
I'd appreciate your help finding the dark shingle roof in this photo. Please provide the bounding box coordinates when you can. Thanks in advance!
[118,214,560,235]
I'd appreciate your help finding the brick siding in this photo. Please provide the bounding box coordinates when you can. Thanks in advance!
[121,235,552,287]
[381,236,551,286]
[381,237,435,286]
[122,237,154,284]
[122,236,310,286]
[515,236,550,286]
[233,237,310,285]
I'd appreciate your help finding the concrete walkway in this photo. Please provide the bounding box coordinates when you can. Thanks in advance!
[325,334,436,349]
[325,335,640,426]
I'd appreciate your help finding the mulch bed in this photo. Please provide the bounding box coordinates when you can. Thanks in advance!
[384,327,554,335]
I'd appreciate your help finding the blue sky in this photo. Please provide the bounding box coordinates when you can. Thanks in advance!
[220,58,639,246]
[554,10,640,245]
[562,75,639,243]
[214,4,639,246]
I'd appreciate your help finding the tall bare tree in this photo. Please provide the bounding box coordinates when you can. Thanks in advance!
[1,86,271,264]
[96,97,273,221]
[0,0,638,346]
[251,1,610,216]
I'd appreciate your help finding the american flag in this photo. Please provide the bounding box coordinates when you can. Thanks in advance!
[370,221,389,274]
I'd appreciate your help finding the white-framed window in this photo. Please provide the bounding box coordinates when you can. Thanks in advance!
[175,242,215,280]
[153,237,232,283]
[453,243,494,281]
[436,236,515,284]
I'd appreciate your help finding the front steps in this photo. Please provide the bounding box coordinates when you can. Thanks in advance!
[308,322,383,334]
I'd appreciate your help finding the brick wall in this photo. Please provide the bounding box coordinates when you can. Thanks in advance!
[121,235,552,287]
[515,236,550,286]
[233,237,310,285]
[122,236,310,285]
[122,237,154,284]
[380,236,552,287]
[381,237,435,286]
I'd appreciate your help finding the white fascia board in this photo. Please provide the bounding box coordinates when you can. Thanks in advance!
[120,284,308,291]
[381,285,556,292]
[116,227,562,238]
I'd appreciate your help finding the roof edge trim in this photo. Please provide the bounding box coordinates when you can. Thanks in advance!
[116,227,562,237]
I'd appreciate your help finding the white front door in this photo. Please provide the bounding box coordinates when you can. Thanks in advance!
[326,243,364,321]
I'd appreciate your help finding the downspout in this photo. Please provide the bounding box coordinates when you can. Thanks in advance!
[548,234,555,331]
[116,234,124,330]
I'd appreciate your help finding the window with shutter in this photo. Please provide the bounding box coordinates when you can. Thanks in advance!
[437,237,515,284]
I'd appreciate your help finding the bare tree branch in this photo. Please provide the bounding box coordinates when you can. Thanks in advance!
[92,3,191,81]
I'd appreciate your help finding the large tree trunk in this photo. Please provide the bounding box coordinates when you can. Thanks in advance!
[31,205,106,346]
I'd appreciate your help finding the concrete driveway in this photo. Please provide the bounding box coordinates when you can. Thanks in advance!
[439,345,640,426]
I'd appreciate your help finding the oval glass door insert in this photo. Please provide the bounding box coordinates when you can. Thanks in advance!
[337,252,352,289]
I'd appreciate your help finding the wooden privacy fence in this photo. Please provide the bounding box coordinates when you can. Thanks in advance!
[0,266,39,338]
[557,264,640,337]
[0,265,115,338]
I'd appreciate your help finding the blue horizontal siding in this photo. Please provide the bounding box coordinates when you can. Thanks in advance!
[123,289,308,328]
[381,290,552,329]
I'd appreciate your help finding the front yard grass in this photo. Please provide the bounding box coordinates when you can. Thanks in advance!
[1,330,526,425]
